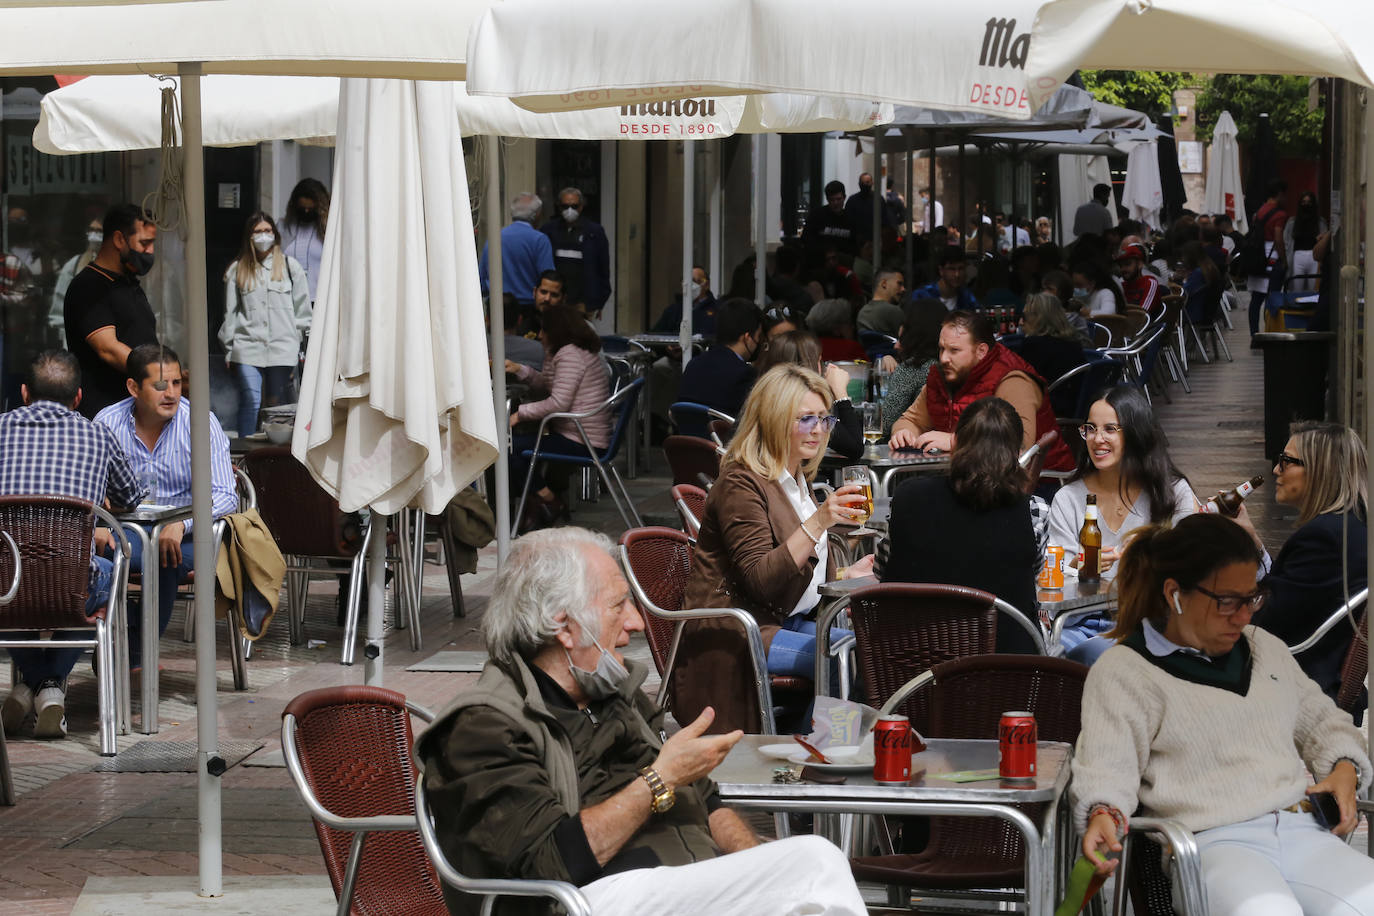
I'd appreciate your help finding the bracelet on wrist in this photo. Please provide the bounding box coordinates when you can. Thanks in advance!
[800,521,821,545]
[1089,804,1127,838]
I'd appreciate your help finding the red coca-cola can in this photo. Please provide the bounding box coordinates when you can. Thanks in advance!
[999,711,1037,781]
[873,714,913,784]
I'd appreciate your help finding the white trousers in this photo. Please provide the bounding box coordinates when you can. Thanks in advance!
[580,834,867,916]
[1191,810,1374,915]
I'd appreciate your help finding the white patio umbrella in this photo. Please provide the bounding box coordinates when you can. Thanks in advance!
[35,73,889,151]
[0,0,486,899]
[1057,154,1112,245]
[1204,111,1247,235]
[1121,140,1163,233]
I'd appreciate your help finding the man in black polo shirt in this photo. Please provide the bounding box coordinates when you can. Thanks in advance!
[62,204,159,418]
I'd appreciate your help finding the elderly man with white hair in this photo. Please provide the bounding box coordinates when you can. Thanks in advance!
[416,527,867,916]
[479,191,555,307]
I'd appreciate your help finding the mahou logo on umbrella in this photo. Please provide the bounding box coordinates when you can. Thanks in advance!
[970,15,1032,112]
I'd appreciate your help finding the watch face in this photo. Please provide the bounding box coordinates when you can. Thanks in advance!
[652,790,675,814]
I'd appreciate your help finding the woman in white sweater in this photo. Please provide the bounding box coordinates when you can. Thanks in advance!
[1076,513,1374,914]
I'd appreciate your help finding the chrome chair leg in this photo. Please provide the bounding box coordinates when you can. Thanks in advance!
[340,527,371,666]
[96,617,116,756]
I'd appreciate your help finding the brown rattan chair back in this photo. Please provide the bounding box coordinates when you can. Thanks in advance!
[849,583,997,735]
[1336,602,1369,718]
[1092,313,1133,346]
[282,685,445,915]
[619,527,693,675]
[850,654,1089,896]
[670,484,707,528]
[662,435,720,487]
[241,446,358,559]
[0,495,95,630]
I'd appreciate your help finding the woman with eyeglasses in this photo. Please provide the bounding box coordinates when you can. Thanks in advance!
[755,329,863,459]
[680,364,872,732]
[1048,385,1199,662]
[1248,422,1368,704]
[1076,513,1374,915]
[877,396,1048,653]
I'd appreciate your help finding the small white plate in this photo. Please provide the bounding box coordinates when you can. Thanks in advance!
[758,743,874,772]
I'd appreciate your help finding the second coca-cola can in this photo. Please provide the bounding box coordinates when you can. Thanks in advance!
[999,711,1037,781]
[873,714,913,784]
[1037,546,1064,589]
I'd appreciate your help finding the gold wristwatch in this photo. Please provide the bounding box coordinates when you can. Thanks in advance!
[638,766,675,814]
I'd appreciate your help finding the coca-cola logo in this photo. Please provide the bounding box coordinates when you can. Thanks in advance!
[1000,721,1035,745]
[875,727,912,750]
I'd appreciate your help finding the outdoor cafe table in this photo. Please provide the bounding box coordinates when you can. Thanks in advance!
[712,735,1074,915]
[627,332,703,351]
[113,503,193,733]
[820,445,950,498]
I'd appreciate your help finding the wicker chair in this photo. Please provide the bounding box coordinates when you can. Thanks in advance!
[241,447,418,665]
[852,654,1089,910]
[0,497,130,756]
[670,483,707,537]
[662,435,721,488]
[1287,587,1369,720]
[618,526,806,733]
[281,685,444,916]
[0,529,19,803]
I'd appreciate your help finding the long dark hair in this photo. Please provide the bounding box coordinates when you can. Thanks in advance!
[898,297,946,366]
[1180,241,1221,297]
[1109,514,1262,639]
[756,329,822,377]
[949,397,1025,511]
[284,178,329,239]
[1072,385,1188,523]
[1071,260,1126,314]
[539,305,602,355]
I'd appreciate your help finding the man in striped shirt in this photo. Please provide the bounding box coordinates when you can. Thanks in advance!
[1117,244,1162,318]
[0,350,143,738]
[93,343,237,665]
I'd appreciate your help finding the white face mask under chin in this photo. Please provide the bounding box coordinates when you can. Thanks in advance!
[564,631,629,700]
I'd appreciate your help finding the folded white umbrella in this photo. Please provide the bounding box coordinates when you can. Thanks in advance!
[467,0,1045,117]
[1121,140,1163,233]
[1058,154,1112,245]
[35,73,890,152]
[295,79,495,517]
[1204,111,1247,235]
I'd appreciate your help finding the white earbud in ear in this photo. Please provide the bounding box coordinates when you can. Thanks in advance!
[1172,592,1184,615]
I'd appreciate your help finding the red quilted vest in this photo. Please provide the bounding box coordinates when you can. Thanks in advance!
[924,343,1075,471]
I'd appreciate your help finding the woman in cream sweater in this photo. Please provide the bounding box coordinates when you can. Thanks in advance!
[1075,513,1374,914]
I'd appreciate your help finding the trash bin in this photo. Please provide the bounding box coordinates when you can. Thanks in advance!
[1250,332,1335,458]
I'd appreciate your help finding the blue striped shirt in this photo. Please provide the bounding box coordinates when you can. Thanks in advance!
[92,396,237,536]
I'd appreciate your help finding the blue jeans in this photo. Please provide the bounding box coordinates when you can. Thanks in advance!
[767,613,854,680]
[7,555,113,687]
[232,363,294,437]
[124,529,194,669]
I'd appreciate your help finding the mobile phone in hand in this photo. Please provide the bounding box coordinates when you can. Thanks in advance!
[1309,791,1341,830]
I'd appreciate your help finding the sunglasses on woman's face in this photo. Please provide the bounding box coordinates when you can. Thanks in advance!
[795,414,838,434]
[1274,452,1305,471]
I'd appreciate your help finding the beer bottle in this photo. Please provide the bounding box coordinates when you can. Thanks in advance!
[1203,475,1264,518]
[1079,494,1102,584]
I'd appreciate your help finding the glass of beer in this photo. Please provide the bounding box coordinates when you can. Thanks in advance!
[861,403,883,450]
[841,465,876,536]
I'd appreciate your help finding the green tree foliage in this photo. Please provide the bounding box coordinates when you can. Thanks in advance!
[1080,70,1191,122]
[1194,74,1323,158]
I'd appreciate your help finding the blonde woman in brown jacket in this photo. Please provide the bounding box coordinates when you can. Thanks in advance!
[678,364,872,732]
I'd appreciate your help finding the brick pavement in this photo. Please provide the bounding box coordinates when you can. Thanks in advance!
[0,312,1363,912]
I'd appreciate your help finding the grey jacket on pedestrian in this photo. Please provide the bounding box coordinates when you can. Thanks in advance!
[220,254,311,367]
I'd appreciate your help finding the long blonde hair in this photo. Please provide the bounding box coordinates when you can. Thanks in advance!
[723,364,833,482]
[233,210,285,292]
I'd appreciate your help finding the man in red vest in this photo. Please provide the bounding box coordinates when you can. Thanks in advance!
[889,310,1074,470]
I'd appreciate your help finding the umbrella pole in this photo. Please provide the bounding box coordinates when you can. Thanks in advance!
[681,139,695,366]
[179,62,222,900]
[904,130,913,282]
[364,519,385,685]
[488,136,510,562]
[871,129,881,270]
[958,135,967,249]
[1365,99,1374,756]
[754,135,766,306]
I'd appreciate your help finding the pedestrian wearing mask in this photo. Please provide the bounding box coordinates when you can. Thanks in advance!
[280,178,328,305]
[49,216,105,347]
[220,212,311,437]
[61,203,160,419]
[539,186,611,316]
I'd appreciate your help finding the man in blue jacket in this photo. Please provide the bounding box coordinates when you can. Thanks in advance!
[480,193,555,307]
[540,187,612,317]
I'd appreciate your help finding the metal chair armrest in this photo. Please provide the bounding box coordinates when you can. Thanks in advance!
[1115,817,1208,916]
[993,595,1048,654]
[280,715,418,834]
[1049,603,1115,656]
[0,531,18,604]
[1288,588,1368,654]
[234,466,258,511]
[415,781,592,916]
[813,595,854,697]
[1046,361,1095,393]
[877,668,935,717]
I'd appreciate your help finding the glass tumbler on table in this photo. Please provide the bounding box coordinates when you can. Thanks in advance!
[841,465,876,536]
[861,403,883,449]
[138,466,158,506]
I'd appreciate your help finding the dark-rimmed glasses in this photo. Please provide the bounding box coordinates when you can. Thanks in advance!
[1274,452,1305,471]
[1192,584,1268,616]
[795,414,838,434]
[1078,422,1123,439]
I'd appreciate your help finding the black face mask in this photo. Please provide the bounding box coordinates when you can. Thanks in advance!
[7,221,29,246]
[120,246,154,277]
[297,209,317,224]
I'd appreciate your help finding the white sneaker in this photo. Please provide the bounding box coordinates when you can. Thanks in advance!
[33,679,67,739]
[1,682,33,734]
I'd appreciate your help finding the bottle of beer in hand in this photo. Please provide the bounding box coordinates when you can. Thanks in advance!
[1203,475,1264,518]
[1079,494,1102,584]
